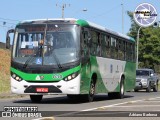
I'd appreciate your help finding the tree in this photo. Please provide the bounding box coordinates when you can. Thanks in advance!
[127,11,160,73]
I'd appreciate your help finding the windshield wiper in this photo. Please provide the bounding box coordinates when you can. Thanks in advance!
[23,55,35,68]
[52,50,62,69]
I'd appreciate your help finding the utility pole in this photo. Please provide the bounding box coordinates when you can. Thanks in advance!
[121,0,124,34]
[56,3,70,18]
[136,26,142,69]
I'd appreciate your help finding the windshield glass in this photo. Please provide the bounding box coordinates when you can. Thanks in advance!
[12,24,80,66]
[136,70,149,76]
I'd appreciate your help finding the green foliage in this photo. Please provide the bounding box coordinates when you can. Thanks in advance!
[127,11,160,73]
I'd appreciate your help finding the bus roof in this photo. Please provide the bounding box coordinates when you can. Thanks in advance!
[19,18,135,42]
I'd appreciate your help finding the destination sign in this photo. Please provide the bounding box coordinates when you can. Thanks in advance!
[17,25,71,32]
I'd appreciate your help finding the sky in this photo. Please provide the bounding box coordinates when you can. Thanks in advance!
[0,0,159,43]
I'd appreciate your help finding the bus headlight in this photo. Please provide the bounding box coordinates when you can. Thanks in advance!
[63,71,79,81]
[11,72,23,82]
[12,74,16,78]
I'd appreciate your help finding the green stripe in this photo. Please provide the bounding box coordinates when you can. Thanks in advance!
[11,65,81,82]
[76,19,89,27]
[124,61,136,91]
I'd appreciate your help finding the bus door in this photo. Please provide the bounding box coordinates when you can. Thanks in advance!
[80,28,91,93]
[81,28,91,59]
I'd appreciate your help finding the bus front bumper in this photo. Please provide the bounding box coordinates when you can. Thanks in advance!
[11,74,80,95]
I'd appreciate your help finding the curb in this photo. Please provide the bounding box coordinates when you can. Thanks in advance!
[0,93,27,99]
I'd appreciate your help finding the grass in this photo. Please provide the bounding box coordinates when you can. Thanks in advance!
[0,48,28,99]
[0,48,11,94]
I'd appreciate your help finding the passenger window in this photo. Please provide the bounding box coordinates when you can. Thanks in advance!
[90,30,101,56]
[110,37,117,59]
[82,28,90,56]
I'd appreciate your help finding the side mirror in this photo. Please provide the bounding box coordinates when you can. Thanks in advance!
[6,29,14,49]
[6,36,10,49]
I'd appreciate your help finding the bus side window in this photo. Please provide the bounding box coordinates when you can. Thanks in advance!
[101,34,106,57]
[111,37,116,59]
[116,38,119,59]
[97,33,101,56]
[90,30,101,56]
[90,30,96,55]
[119,40,124,60]
[101,34,111,58]
[106,35,110,58]
[124,41,127,60]
[82,28,89,56]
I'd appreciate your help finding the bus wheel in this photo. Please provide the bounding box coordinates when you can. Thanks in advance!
[30,95,43,103]
[87,80,95,102]
[111,78,124,99]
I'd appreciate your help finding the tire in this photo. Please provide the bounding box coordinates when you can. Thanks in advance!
[153,81,158,92]
[115,78,125,99]
[134,89,139,92]
[108,78,124,99]
[30,95,43,103]
[86,80,95,102]
[146,82,151,92]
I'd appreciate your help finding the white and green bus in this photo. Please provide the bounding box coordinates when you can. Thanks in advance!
[6,18,136,102]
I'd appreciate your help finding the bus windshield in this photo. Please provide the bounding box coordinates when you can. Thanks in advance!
[12,24,80,66]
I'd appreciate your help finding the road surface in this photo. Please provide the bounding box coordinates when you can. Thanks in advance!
[0,91,160,120]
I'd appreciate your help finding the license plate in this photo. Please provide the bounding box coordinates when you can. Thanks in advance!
[36,88,48,92]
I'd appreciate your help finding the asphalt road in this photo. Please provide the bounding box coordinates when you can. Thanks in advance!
[0,91,160,120]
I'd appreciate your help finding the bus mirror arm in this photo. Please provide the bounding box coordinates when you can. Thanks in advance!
[6,29,14,49]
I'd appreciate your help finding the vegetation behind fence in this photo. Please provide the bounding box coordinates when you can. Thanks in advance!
[0,48,10,94]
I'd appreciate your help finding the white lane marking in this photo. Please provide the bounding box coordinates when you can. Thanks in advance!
[81,99,146,111]
[81,97,160,111]
[112,105,160,107]
[147,98,160,100]
[143,101,160,102]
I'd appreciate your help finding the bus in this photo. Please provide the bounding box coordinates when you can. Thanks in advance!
[6,18,136,102]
